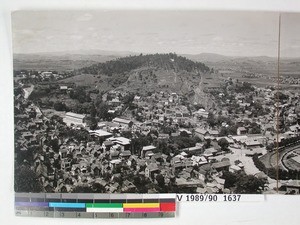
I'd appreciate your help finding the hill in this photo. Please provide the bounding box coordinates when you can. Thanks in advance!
[76,53,210,76]
[60,53,214,105]
[71,53,211,93]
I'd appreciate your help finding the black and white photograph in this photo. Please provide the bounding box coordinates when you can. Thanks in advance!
[13,10,300,195]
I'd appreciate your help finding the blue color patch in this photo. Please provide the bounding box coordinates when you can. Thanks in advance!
[49,202,86,208]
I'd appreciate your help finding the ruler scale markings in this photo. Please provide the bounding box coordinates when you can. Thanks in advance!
[15,193,176,218]
[15,193,30,203]
[126,194,143,203]
[46,193,61,202]
[30,193,46,202]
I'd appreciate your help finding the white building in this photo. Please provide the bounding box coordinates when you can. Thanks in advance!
[63,112,86,126]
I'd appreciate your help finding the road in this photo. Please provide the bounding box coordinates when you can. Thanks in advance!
[23,84,34,99]
[281,143,300,171]
[213,147,277,189]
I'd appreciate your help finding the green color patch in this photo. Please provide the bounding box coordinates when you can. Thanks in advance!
[86,203,123,208]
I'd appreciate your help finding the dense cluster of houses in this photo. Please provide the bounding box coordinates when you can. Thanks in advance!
[14,76,300,194]
[14,71,68,81]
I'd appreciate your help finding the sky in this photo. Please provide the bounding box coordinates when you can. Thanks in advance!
[11,10,300,57]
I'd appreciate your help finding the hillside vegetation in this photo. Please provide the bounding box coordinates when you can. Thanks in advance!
[77,53,210,76]
[70,53,211,95]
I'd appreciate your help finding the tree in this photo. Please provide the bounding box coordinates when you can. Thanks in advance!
[69,86,91,103]
[207,112,217,127]
[15,165,43,192]
[53,101,67,111]
[219,127,229,136]
[222,171,237,189]
[218,138,229,151]
[235,174,265,194]
[86,117,98,130]
[156,139,170,154]
[121,131,133,139]
[131,136,152,155]
[50,138,60,152]
[156,174,165,188]
[249,122,261,134]
[72,185,94,193]
[180,131,190,137]
[97,102,110,120]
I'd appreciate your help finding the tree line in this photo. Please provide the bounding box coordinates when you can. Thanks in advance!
[77,53,210,76]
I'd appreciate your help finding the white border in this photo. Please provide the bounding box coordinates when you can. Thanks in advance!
[1,1,300,225]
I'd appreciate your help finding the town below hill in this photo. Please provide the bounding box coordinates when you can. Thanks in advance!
[14,53,300,195]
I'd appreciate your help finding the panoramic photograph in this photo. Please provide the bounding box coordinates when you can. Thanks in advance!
[13,11,300,195]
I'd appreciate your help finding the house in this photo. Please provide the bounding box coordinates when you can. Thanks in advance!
[289,124,300,135]
[245,147,265,157]
[175,178,204,192]
[158,133,169,140]
[202,147,219,158]
[209,130,220,137]
[109,183,119,193]
[244,140,262,149]
[109,98,121,107]
[214,177,226,190]
[120,150,131,158]
[145,163,160,180]
[212,161,231,172]
[121,180,136,193]
[141,145,156,157]
[229,165,242,173]
[41,71,53,79]
[63,112,86,126]
[107,137,131,151]
[254,172,268,180]
[182,146,203,155]
[112,118,133,127]
[109,158,122,168]
[193,109,209,118]
[102,141,114,151]
[281,180,300,194]
[237,127,247,135]
[59,146,68,159]
[195,128,209,140]
[60,85,68,92]
[89,129,113,139]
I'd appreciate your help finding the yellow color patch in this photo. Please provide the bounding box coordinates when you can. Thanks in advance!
[123,203,160,208]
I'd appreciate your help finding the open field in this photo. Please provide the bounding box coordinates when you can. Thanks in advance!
[59,74,113,93]
[13,53,120,72]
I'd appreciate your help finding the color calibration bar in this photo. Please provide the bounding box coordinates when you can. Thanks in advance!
[15,193,176,218]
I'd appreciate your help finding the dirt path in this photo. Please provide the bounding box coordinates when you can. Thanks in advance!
[23,84,34,99]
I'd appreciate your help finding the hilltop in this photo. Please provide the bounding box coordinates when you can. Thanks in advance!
[63,53,211,95]
[76,53,210,76]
